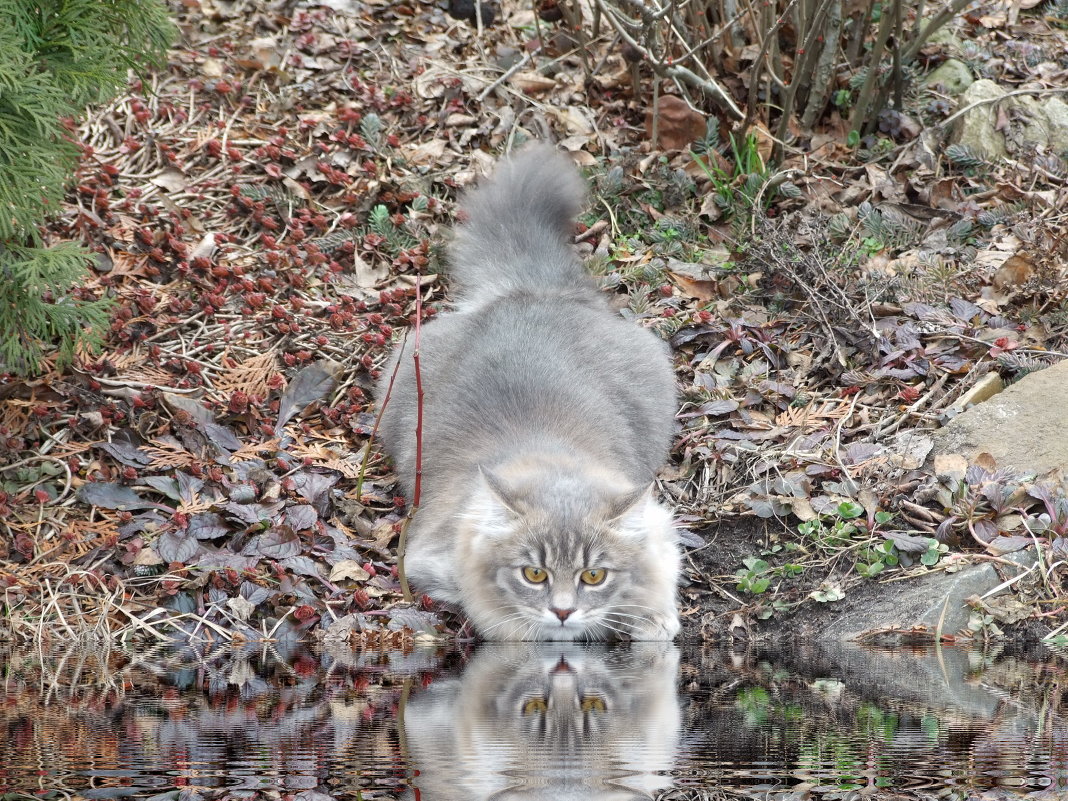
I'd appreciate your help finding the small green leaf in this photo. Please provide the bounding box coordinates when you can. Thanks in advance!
[838,501,864,519]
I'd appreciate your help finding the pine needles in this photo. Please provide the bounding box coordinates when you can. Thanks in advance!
[0,0,175,374]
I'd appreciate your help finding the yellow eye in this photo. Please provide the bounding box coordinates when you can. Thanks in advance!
[522,697,548,715]
[580,568,607,585]
[522,566,548,584]
[580,696,607,713]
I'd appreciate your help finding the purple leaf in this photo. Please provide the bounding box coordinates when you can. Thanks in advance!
[97,439,151,467]
[286,504,318,530]
[292,469,340,505]
[78,483,153,510]
[281,555,324,579]
[699,399,740,416]
[276,359,342,433]
[987,535,1033,555]
[161,392,214,428]
[885,531,932,554]
[242,526,301,559]
[157,529,199,563]
[188,512,229,540]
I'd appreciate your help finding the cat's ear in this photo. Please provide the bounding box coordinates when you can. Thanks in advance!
[477,466,524,518]
[606,483,653,523]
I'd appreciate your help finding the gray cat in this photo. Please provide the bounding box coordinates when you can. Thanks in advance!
[378,144,680,641]
[401,643,682,800]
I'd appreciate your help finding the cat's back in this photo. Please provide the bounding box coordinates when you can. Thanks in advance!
[413,289,676,470]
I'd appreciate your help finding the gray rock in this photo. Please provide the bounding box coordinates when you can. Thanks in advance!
[925,58,973,96]
[950,79,1009,160]
[949,79,1068,161]
[931,358,1068,477]
[1010,94,1068,156]
[816,549,1038,643]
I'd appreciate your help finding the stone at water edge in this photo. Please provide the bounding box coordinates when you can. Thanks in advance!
[815,549,1038,644]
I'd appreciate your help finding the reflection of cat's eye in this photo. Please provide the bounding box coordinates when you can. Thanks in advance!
[579,568,607,585]
[522,566,548,584]
[580,696,607,712]
[522,697,549,714]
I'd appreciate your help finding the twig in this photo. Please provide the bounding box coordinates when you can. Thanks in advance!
[938,87,1068,129]
[476,47,542,102]
[396,273,425,605]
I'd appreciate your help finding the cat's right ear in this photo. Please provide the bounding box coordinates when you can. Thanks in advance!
[478,466,524,518]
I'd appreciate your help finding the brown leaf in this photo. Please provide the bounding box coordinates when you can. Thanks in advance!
[992,253,1034,291]
[670,272,721,302]
[329,559,371,582]
[644,95,706,151]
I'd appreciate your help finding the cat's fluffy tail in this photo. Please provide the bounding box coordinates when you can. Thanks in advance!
[449,143,587,302]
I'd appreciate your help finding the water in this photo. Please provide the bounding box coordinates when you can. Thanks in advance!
[1,641,1065,800]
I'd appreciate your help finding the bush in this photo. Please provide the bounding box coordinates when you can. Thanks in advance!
[0,0,174,374]
[586,0,969,156]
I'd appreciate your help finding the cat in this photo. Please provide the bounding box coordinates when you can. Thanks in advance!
[401,643,682,800]
[377,143,680,641]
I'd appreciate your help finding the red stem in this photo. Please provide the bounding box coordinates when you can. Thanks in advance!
[412,278,424,508]
[395,275,424,604]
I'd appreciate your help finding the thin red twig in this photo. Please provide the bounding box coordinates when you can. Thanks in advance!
[396,276,424,604]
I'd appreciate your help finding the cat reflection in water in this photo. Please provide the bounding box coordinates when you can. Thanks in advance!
[378,145,680,640]
[402,644,681,800]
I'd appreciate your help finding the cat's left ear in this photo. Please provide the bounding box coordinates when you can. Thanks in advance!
[606,484,653,523]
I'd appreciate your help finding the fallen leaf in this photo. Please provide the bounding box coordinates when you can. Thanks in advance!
[156,529,199,563]
[329,560,371,582]
[644,95,706,150]
[933,453,968,482]
[276,359,343,433]
[149,167,188,193]
[78,483,153,510]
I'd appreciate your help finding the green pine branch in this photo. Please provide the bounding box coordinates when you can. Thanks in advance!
[0,0,175,374]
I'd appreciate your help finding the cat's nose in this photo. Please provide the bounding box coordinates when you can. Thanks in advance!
[551,607,574,622]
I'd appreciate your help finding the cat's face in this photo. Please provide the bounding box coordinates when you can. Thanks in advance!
[457,469,680,641]
[403,643,681,801]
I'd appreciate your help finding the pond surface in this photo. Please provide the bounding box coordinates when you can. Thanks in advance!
[1,640,1065,800]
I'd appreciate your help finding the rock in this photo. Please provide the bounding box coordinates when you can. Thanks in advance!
[925,58,973,95]
[949,79,1068,160]
[815,549,1038,643]
[950,79,1009,160]
[1010,94,1068,156]
[931,358,1068,477]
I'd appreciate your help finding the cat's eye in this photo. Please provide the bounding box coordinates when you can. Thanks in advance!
[580,696,607,713]
[579,568,607,585]
[522,697,548,715]
[522,566,548,584]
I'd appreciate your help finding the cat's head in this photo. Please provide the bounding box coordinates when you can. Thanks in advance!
[455,463,680,641]
[403,643,681,800]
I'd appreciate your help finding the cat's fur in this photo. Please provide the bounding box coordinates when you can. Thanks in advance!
[401,643,682,800]
[378,144,680,641]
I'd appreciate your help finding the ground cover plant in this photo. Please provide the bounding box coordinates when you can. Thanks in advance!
[0,0,1066,646]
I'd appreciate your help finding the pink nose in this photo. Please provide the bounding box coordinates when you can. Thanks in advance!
[551,607,574,622]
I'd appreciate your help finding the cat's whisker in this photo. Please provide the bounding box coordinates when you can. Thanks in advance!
[480,611,530,636]
[607,603,662,613]
[602,610,650,622]
[595,619,631,638]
